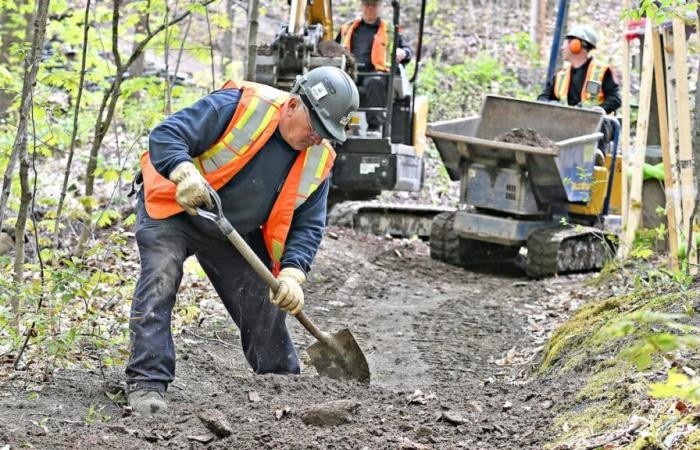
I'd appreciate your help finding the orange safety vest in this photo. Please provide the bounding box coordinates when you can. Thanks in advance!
[553,59,609,107]
[340,18,394,72]
[140,81,336,275]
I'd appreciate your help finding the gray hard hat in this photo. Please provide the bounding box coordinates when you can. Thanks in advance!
[292,66,359,143]
[566,25,598,49]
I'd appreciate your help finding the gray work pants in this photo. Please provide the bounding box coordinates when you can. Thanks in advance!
[125,194,300,393]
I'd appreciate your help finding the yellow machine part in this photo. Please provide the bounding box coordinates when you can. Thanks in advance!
[412,95,429,157]
[568,166,609,216]
[606,153,622,214]
[307,0,334,40]
[568,153,621,216]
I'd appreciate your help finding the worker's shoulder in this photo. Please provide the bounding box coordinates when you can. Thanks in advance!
[201,88,243,113]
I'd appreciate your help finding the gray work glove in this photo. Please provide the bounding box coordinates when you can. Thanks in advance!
[168,161,213,215]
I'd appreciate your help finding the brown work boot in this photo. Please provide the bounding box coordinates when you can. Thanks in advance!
[128,389,167,415]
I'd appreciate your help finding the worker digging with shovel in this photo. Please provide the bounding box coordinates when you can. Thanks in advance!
[126,66,360,415]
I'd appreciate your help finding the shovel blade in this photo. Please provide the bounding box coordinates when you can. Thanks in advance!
[306,328,370,383]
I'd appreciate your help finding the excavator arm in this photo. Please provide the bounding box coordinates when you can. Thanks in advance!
[254,0,345,89]
[306,0,334,41]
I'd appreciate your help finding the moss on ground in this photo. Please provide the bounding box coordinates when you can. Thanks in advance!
[539,282,699,449]
[537,290,689,374]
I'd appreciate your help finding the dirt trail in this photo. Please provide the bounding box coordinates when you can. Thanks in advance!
[0,228,603,449]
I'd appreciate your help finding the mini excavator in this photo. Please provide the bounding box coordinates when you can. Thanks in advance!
[252,0,451,238]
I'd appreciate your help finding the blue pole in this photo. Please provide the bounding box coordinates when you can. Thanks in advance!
[545,0,570,86]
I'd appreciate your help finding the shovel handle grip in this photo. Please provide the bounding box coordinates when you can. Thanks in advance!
[198,208,334,347]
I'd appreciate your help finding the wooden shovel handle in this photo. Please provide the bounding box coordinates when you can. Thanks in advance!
[211,214,334,347]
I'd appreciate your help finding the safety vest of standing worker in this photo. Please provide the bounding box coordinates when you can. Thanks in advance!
[340,17,394,72]
[139,81,335,275]
[553,59,609,107]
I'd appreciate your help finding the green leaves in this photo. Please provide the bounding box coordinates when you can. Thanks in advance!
[649,369,700,403]
[0,65,13,87]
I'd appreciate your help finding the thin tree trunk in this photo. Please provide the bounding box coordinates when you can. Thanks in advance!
[53,0,91,250]
[691,50,700,269]
[77,0,124,256]
[163,1,172,115]
[0,8,35,117]
[131,12,149,79]
[11,0,51,322]
[0,7,37,231]
[245,0,259,81]
[205,6,216,90]
[222,0,236,77]
[76,0,217,255]
[173,16,192,96]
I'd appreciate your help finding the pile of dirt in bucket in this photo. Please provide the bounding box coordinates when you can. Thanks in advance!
[495,128,556,149]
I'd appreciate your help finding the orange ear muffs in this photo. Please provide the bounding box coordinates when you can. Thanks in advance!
[569,38,582,54]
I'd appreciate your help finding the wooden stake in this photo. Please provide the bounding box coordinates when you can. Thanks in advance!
[620,0,632,242]
[651,28,680,270]
[672,18,698,272]
[620,20,654,259]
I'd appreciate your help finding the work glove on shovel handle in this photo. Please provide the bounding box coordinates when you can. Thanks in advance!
[270,267,306,315]
[169,161,214,215]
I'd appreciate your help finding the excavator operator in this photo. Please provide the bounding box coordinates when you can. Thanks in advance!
[336,0,413,134]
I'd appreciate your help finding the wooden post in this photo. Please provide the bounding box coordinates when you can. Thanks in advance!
[672,17,698,272]
[620,20,654,259]
[537,0,547,58]
[620,0,632,244]
[651,29,680,270]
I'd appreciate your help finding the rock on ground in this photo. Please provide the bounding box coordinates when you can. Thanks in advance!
[301,399,361,427]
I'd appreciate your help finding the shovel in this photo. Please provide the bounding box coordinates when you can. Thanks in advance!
[196,185,370,383]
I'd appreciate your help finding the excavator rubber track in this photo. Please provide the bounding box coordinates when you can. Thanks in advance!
[525,226,612,278]
[328,201,454,239]
[430,211,520,266]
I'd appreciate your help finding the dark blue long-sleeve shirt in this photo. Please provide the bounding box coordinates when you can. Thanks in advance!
[148,88,329,274]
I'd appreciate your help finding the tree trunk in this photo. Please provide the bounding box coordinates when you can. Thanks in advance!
[205,6,216,90]
[10,0,51,322]
[222,0,236,77]
[131,13,149,79]
[172,16,192,104]
[245,0,259,81]
[0,7,35,117]
[692,47,700,253]
[163,1,172,115]
[53,0,91,250]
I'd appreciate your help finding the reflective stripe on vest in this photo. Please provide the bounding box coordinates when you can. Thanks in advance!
[341,18,394,72]
[553,59,609,106]
[264,143,335,273]
[140,81,336,275]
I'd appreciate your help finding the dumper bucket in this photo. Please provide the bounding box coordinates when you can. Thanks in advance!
[427,96,603,204]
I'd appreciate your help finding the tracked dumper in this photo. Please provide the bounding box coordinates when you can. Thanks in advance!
[427,95,622,277]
